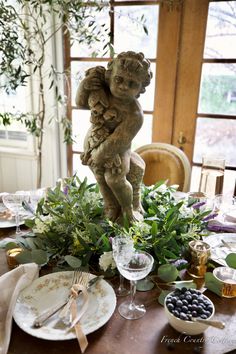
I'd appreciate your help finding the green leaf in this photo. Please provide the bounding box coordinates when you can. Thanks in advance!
[225,253,236,269]
[15,250,32,264]
[158,264,179,282]
[204,272,223,296]
[151,221,158,236]
[31,249,48,265]
[64,255,82,268]
[136,278,154,291]
[158,289,172,306]
[5,242,19,250]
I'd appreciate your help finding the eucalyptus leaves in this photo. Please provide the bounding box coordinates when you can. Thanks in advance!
[3,176,215,272]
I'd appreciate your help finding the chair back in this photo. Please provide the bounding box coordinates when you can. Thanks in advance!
[135,143,191,192]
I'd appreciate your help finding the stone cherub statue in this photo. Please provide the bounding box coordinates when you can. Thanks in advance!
[75,51,153,224]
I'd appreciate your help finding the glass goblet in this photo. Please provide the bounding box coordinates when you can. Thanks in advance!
[2,193,29,235]
[116,250,154,320]
[112,235,134,297]
[214,194,236,222]
[29,189,45,213]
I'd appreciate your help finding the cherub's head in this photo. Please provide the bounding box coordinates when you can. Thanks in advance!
[105,51,153,99]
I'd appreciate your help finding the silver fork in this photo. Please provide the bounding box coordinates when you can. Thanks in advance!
[33,270,85,328]
[59,270,90,325]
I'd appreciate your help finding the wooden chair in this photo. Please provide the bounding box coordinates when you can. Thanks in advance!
[135,143,191,192]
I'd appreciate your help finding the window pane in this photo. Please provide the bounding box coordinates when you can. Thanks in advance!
[198,63,236,115]
[193,117,236,167]
[70,6,110,58]
[0,86,28,147]
[204,1,236,59]
[114,5,159,58]
[139,63,155,112]
[132,114,153,150]
[73,154,96,183]
[72,109,90,152]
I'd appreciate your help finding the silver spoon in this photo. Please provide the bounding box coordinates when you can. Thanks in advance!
[191,317,225,329]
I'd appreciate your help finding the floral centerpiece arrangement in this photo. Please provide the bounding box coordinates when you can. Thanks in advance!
[4,176,215,274]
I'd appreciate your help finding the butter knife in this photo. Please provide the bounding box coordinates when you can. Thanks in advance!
[33,275,103,328]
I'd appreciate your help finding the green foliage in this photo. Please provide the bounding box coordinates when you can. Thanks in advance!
[225,253,236,269]
[2,177,214,271]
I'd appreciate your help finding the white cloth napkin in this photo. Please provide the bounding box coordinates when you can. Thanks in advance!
[0,263,39,354]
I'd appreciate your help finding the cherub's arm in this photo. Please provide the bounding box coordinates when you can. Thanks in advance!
[75,66,108,109]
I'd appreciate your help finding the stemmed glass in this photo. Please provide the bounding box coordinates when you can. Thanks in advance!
[2,193,29,235]
[116,250,154,320]
[214,194,236,222]
[29,189,45,213]
[112,235,134,297]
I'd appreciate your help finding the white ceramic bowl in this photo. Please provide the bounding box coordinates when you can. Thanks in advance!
[164,290,215,335]
[213,266,236,298]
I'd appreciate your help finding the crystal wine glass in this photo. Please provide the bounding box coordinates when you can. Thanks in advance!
[112,235,134,297]
[29,189,45,213]
[2,193,29,235]
[214,194,236,222]
[116,250,154,320]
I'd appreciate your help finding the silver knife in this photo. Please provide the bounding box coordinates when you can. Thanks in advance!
[33,275,104,328]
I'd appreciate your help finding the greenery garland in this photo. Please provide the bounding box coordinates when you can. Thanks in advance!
[3,175,215,274]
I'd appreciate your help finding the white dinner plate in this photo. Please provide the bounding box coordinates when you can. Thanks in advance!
[13,271,116,340]
[203,233,236,266]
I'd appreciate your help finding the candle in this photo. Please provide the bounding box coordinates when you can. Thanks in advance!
[6,248,22,269]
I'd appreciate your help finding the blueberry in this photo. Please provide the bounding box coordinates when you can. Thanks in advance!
[192,294,198,300]
[182,299,188,306]
[173,310,180,318]
[171,296,177,304]
[181,306,188,313]
[197,306,203,314]
[192,311,198,317]
[207,305,213,313]
[181,287,187,293]
[180,312,187,320]
[192,299,198,305]
[204,311,211,318]
[185,295,192,302]
[201,314,208,319]
[179,294,185,300]
[167,303,175,312]
[176,300,183,307]
[185,291,191,296]
[192,304,198,311]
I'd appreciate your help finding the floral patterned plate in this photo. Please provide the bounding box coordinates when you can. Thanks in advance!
[203,233,236,266]
[13,271,116,340]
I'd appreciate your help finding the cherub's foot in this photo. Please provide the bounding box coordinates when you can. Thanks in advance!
[133,202,145,215]
[116,208,143,225]
[104,206,120,222]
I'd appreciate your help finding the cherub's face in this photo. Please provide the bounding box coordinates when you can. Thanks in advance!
[109,66,142,100]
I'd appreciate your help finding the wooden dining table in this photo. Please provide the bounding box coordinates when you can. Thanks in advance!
[1,228,236,354]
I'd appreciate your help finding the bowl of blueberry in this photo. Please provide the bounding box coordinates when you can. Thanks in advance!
[164,287,215,335]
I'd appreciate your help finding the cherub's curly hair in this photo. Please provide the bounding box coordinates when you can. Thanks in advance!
[105,51,153,97]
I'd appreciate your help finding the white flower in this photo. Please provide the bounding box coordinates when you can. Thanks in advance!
[158,205,168,214]
[99,251,116,272]
[33,215,52,233]
[156,184,168,193]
